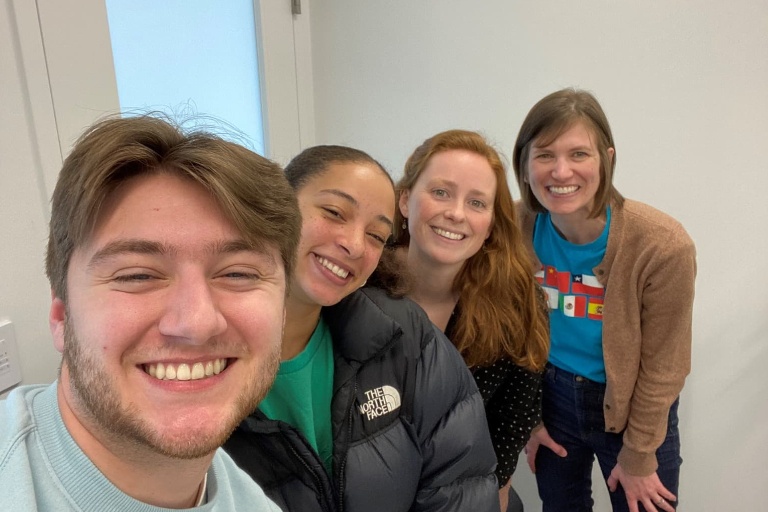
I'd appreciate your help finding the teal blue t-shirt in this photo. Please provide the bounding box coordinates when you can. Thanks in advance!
[533,208,610,382]
[259,318,335,473]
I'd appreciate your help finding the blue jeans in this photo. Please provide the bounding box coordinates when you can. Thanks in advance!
[535,364,682,512]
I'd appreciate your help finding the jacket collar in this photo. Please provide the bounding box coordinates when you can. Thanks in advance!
[322,287,403,363]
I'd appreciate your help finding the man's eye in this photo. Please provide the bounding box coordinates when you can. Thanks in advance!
[223,271,260,280]
[114,273,153,282]
[215,269,266,291]
[109,272,164,292]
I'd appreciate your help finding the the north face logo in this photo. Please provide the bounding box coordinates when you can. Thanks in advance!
[358,385,401,420]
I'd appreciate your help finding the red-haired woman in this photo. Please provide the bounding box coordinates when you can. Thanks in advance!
[390,129,550,511]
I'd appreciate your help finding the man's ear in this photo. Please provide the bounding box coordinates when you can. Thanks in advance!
[50,290,67,353]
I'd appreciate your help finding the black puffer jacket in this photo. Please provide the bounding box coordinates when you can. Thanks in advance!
[224,287,498,512]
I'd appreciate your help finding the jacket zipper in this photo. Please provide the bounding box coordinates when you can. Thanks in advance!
[285,433,334,512]
[336,378,357,512]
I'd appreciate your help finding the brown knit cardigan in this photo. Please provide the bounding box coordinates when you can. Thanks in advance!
[519,199,696,476]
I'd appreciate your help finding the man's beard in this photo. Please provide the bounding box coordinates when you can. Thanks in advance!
[62,317,280,460]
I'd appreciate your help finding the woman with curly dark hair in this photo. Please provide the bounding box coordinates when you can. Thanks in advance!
[226,144,498,512]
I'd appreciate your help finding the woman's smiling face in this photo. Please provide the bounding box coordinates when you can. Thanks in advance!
[399,149,496,271]
[526,121,613,221]
[291,161,395,307]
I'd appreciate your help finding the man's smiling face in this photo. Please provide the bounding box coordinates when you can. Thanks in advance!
[52,172,285,459]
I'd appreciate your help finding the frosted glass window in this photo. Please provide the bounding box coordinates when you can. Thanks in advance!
[105,0,265,154]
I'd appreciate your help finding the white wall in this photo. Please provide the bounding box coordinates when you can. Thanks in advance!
[1,0,69,390]
[308,1,768,511]
[0,0,308,393]
[1,0,124,394]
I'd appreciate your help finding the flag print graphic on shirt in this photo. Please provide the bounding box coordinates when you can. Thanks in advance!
[537,266,604,320]
[587,297,604,320]
[561,295,586,317]
[543,265,571,292]
[535,269,559,309]
[571,273,604,296]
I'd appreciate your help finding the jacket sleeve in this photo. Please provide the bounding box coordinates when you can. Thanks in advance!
[617,227,696,475]
[485,364,542,486]
[411,325,499,512]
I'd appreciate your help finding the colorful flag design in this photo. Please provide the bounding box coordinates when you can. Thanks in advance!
[588,297,604,320]
[560,295,587,318]
[544,265,571,293]
[571,274,605,297]
[542,286,559,310]
[544,266,558,287]
[535,269,544,285]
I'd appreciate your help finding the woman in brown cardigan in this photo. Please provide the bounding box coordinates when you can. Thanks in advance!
[513,88,696,512]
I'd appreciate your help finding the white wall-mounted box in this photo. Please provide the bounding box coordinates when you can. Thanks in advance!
[0,321,23,393]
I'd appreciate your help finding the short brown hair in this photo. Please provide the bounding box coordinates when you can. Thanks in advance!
[46,114,301,301]
[512,88,624,217]
[393,129,549,371]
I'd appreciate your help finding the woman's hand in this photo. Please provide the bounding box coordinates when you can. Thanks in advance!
[524,425,567,473]
[607,462,677,512]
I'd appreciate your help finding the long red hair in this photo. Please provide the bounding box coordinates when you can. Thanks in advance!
[393,130,549,370]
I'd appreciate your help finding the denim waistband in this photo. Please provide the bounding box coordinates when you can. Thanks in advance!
[545,363,606,388]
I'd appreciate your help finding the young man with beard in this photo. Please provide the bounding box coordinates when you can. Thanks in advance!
[0,115,301,511]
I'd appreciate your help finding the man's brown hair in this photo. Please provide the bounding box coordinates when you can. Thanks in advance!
[46,114,301,300]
